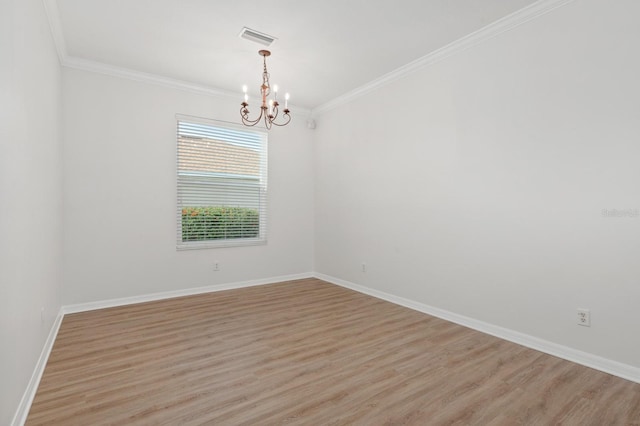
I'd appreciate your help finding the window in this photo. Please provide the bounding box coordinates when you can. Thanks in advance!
[176,115,267,249]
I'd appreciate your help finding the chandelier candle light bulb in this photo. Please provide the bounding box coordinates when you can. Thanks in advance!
[240,50,291,129]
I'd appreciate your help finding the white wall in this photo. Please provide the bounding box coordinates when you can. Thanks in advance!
[314,0,640,368]
[0,0,63,424]
[4,1,639,421]
[62,69,314,304]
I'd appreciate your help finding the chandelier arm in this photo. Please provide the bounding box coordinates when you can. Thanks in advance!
[240,105,265,127]
[263,111,273,130]
[269,111,291,127]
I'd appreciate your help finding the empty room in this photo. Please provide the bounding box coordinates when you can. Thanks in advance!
[2,0,640,424]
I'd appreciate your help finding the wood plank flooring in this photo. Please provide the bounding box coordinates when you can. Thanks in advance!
[27,278,640,425]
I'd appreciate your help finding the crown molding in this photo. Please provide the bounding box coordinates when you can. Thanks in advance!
[41,0,238,102]
[311,0,577,116]
[42,0,67,63]
[63,56,238,99]
[43,0,572,118]
[62,57,312,115]
[41,0,311,115]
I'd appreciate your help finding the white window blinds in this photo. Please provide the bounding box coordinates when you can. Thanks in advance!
[176,116,268,249]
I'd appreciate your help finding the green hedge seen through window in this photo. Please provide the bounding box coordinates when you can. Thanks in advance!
[181,206,259,241]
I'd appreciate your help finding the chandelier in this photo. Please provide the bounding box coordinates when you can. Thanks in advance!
[240,50,291,129]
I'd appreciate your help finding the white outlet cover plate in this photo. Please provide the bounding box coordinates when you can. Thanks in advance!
[577,308,591,327]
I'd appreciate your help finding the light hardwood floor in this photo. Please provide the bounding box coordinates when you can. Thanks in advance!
[27,278,640,425]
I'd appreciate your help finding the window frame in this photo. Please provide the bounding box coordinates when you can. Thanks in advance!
[176,114,268,250]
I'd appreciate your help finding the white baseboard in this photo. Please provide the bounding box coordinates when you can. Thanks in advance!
[62,272,314,314]
[11,308,64,426]
[314,272,640,385]
[15,270,637,426]
[12,272,313,425]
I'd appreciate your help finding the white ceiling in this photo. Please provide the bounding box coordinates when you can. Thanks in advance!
[52,0,539,110]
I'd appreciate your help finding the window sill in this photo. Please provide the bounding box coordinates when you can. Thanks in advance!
[176,238,267,250]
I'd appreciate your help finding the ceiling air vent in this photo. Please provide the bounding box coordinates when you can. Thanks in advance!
[238,27,276,47]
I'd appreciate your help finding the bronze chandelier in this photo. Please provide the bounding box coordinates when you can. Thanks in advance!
[240,50,291,129]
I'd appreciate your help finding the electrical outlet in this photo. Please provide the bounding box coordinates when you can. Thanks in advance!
[213,261,220,271]
[577,309,590,327]
[361,263,366,273]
